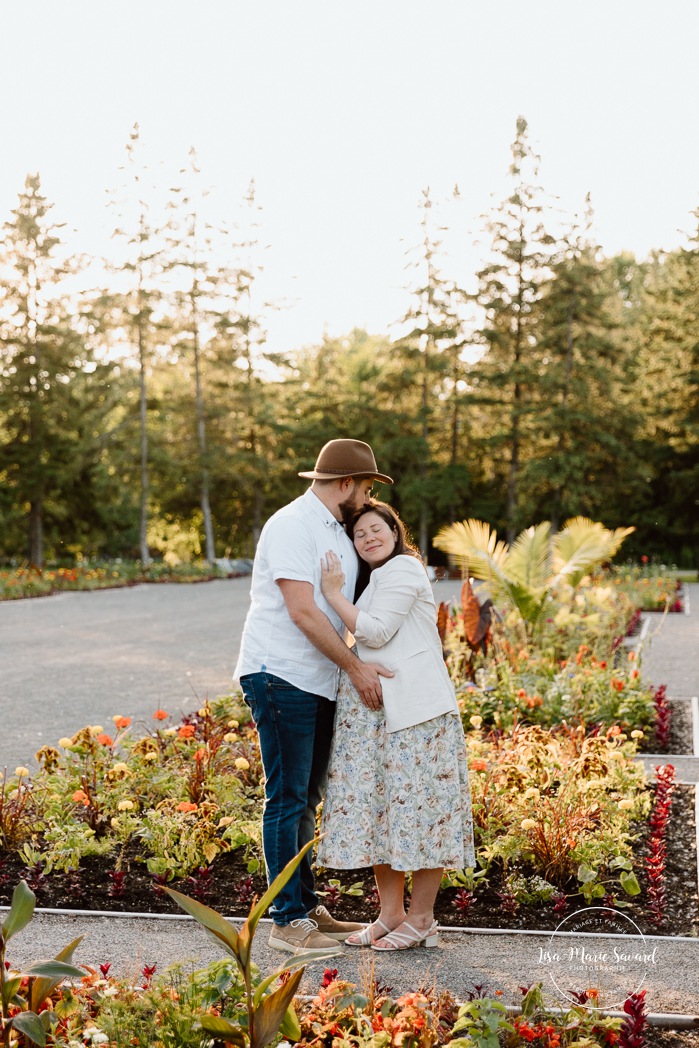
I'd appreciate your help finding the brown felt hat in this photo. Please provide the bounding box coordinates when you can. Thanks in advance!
[298,439,393,484]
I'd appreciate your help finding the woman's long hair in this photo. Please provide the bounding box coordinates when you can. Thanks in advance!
[348,501,422,600]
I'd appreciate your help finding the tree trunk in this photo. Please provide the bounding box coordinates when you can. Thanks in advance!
[192,307,216,562]
[28,497,43,566]
[551,298,575,533]
[138,321,150,565]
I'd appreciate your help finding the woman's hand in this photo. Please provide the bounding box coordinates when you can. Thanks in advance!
[321,549,346,599]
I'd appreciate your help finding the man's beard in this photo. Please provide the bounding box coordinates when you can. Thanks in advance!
[338,484,363,526]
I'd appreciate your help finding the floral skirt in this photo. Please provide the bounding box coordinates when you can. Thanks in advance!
[317,671,476,872]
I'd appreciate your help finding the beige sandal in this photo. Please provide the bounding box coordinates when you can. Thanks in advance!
[345,917,392,947]
[371,919,439,951]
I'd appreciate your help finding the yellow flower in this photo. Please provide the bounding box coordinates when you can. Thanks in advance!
[58,737,73,748]
[227,720,239,729]
[235,757,250,771]
[198,707,208,717]
[111,762,131,777]
[163,727,177,737]
[89,725,104,735]
[618,799,635,810]
[521,819,537,831]
[14,766,29,778]
[111,817,121,829]
[143,751,158,762]
[469,715,483,729]
[523,787,539,799]
[118,800,134,811]
[224,732,238,743]
[631,730,644,739]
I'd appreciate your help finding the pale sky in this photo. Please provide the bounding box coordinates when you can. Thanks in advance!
[1,1,698,354]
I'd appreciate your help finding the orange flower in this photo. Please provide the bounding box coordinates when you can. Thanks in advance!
[599,660,607,669]
[96,734,113,747]
[176,801,198,813]
[517,688,527,698]
[194,748,207,762]
[631,669,639,679]
[611,678,624,692]
[526,694,543,708]
[113,716,132,729]
[72,789,90,806]
[178,724,196,739]
[471,758,488,772]
[153,709,169,721]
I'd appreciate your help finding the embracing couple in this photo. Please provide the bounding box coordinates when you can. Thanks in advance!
[234,439,475,958]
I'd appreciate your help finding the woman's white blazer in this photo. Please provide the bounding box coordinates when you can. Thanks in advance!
[353,554,459,733]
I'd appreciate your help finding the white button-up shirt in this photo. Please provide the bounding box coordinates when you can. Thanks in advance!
[233,488,358,699]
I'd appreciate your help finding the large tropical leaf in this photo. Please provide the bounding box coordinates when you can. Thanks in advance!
[164,889,240,960]
[505,522,551,589]
[250,967,305,1048]
[435,519,545,628]
[198,1015,246,1045]
[10,1010,46,1046]
[434,519,509,579]
[552,518,634,588]
[2,880,35,942]
[236,838,315,969]
[30,936,84,1013]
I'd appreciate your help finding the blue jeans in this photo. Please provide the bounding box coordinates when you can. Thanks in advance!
[240,672,336,925]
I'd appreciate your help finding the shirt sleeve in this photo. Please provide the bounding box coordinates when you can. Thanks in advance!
[353,558,424,648]
[265,515,316,585]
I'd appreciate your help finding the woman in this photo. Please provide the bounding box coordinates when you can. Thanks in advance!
[317,501,475,951]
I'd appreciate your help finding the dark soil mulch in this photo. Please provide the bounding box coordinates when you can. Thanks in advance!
[1,787,696,940]
[653,1033,699,1047]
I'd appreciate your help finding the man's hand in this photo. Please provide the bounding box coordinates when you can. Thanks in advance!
[347,660,393,711]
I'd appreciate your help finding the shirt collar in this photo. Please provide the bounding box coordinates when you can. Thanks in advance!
[303,487,344,530]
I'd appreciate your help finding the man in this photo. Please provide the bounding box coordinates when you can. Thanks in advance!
[234,438,394,957]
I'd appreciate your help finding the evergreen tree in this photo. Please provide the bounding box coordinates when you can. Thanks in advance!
[389,188,468,555]
[524,203,639,529]
[471,116,555,541]
[102,124,169,564]
[0,175,87,564]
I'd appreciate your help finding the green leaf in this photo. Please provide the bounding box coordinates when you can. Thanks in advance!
[620,871,641,896]
[237,839,315,968]
[576,862,598,884]
[164,888,240,959]
[278,1001,302,1042]
[10,1010,47,1046]
[252,955,307,1006]
[2,975,22,1007]
[199,1015,247,1045]
[2,880,36,941]
[23,960,85,980]
[250,967,304,1048]
[30,935,84,1013]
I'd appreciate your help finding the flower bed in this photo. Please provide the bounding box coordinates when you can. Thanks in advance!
[0,561,234,601]
[2,696,696,937]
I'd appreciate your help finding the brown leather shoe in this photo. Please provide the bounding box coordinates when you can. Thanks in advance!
[308,904,364,941]
[268,917,343,957]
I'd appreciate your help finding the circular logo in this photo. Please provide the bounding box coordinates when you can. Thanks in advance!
[536,907,658,1010]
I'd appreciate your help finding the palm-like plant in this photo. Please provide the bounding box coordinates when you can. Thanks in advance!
[433,516,633,639]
